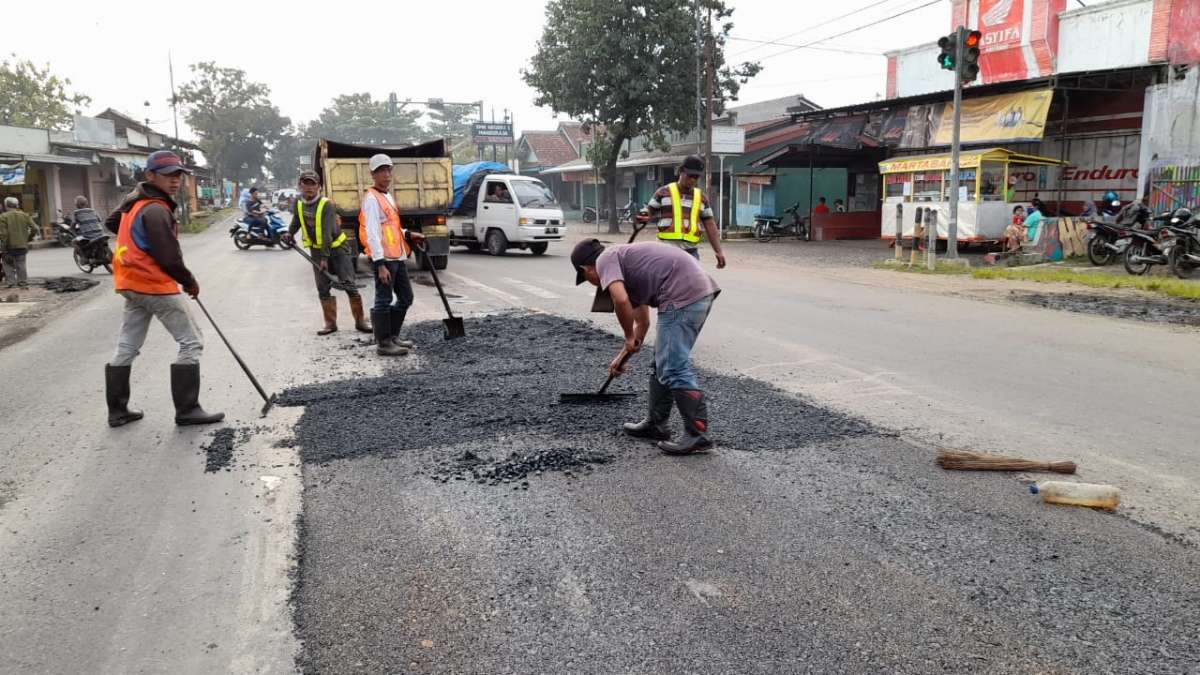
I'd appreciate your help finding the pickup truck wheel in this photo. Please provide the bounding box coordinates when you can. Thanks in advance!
[529,243,548,256]
[485,229,508,256]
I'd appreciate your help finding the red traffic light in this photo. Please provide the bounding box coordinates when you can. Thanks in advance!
[965,30,981,48]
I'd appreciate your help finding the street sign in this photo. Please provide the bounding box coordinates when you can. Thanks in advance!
[711,127,745,154]
[471,122,514,145]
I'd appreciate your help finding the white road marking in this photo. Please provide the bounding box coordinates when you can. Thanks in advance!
[500,277,560,299]
[443,272,522,303]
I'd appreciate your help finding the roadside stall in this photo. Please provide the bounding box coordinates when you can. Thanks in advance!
[879,147,1067,243]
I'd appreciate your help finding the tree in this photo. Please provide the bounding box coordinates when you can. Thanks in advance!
[267,129,310,186]
[306,93,424,146]
[524,0,759,233]
[175,62,289,185]
[0,56,91,129]
[427,103,480,163]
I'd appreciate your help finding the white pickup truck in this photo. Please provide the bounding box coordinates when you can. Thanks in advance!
[448,174,567,256]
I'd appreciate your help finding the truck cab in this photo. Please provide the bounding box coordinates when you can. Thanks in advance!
[448,174,566,256]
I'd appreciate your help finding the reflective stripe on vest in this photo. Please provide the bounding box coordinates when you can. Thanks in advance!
[357,189,409,259]
[113,199,180,295]
[659,182,702,244]
[297,197,346,249]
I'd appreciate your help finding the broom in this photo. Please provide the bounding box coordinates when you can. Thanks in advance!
[936,449,1076,474]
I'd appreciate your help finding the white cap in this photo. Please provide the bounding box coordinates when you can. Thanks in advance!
[3,197,18,208]
[368,153,394,172]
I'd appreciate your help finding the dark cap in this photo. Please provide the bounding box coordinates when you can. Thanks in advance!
[570,239,605,285]
[146,150,192,175]
[679,155,704,177]
[298,170,321,184]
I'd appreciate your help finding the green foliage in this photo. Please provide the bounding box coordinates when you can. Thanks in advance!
[176,62,289,184]
[523,0,759,231]
[973,267,1200,299]
[267,129,310,185]
[306,93,424,146]
[427,103,480,163]
[0,56,91,129]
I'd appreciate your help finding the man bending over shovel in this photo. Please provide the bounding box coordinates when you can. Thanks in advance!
[571,239,720,455]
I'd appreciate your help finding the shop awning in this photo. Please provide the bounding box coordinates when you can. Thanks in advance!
[21,153,93,167]
[879,148,1068,175]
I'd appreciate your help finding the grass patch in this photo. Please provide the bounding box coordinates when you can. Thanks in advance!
[872,260,972,275]
[973,267,1200,300]
[181,208,234,234]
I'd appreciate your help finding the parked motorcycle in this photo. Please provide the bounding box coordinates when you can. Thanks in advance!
[755,203,809,242]
[1122,210,1176,276]
[1084,203,1146,266]
[72,233,114,274]
[1159,209,1200,279]
[229,209,292,250]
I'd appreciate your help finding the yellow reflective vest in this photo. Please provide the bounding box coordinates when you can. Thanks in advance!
[658,182,702,244]
[296,197,346,250]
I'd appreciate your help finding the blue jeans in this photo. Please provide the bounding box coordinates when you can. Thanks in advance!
[372,259,414,315]
[653,293,715,391]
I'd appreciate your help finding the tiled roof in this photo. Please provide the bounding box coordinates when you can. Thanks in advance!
[519,130,579,169]
[559,122,592,151]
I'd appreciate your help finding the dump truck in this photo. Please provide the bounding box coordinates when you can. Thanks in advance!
[313,137,453,270]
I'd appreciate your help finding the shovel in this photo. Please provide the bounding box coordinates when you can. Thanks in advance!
[415,242,466,340]
[289,243,363,292]
[591,219,650,313]
[193,297,276,416]
[558,348,638,404]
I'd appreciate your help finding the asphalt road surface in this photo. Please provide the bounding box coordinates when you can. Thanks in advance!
[1,221,1198,674]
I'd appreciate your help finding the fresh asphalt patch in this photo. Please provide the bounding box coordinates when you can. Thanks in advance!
[282,313,1200,674]
[1010,289,1200,327]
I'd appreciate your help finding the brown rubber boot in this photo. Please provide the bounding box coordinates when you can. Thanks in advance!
[317,298,338,335]
[349,295,372,333]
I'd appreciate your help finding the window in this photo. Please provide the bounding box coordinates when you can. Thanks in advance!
[509,180,557,208]
[483,181,513,203]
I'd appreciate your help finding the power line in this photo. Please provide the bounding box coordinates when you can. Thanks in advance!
[740,0,944,66]
[727,36,882,56]
[729,0,904,58]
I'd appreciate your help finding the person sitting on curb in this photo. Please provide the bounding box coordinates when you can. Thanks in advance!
[571,239,721,455]
[1001,205,1027,252]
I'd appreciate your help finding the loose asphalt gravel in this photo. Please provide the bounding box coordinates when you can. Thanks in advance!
[282,313,1200,675]
[1010,290,1200,327]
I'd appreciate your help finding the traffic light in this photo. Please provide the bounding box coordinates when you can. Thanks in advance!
[960,30,982,83]
[937,34,956,70]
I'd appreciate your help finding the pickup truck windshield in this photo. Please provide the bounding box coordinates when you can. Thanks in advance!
[511,181,558,208]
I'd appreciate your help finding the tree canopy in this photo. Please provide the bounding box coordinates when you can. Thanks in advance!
[524,0,758,231]
[306,93,425,146]
[426,103,480,163]
[0,56,91,130]
[176,62,289,184]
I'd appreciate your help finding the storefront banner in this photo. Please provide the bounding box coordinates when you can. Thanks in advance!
[0,161,26,186]
[932,90,1053,145]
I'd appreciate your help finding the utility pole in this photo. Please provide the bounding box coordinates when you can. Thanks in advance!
[947,26,964,260]
[168,51,189,226]
[704,7,714,193]
[694,0,702,135]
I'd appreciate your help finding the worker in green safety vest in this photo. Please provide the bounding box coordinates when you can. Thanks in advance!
[284,170,371,335]
[645,155,727,269]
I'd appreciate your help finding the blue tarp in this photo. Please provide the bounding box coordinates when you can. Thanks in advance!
[452,162,510,209]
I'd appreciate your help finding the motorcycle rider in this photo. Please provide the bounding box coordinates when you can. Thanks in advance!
[241,187,269,237]
[71,196,109,259]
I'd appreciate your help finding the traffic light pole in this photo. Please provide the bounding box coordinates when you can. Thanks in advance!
[947,25,964,260]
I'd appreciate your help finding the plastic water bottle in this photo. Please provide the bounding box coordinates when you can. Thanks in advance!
[1030,481,1120,510]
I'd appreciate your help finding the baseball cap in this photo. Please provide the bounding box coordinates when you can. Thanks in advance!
[570,239,605,285]
[298,170,320,184]
[679,154,704,177]
[146,150,192,175]
[369,153,394,172]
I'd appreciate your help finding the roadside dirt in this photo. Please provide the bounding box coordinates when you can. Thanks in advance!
[0,279,102,352]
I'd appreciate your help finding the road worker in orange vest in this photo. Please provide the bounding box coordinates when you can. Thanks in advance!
[283,170,371,336]
[359,153,425,356]
[645,155,726,268]
[104,150,224,428]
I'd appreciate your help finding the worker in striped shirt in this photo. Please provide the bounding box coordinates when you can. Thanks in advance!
[645,155,726,268]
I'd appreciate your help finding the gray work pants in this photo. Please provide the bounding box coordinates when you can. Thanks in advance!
[313,253,360,300]
[3,249,28,285]
[110,291,204,366]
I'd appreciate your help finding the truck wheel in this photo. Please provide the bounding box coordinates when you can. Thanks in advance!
[486,229,508,256]
[433,255,448,270]
[529,243,548,256]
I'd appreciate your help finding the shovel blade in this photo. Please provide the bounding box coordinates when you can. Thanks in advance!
[260,393,277,417]
[443,317,466,340]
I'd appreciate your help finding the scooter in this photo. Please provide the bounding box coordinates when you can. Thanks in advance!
[72,233,114,274]
[230,209,292,250]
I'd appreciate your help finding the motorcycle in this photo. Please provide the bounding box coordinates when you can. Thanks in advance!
[230,208,292,250]
[754,203,809,242]
[54,216,78,248]
[1084,204,1146,266]
[1159,209,1200,279]
[1122,210,1176,276]
[72,233,114,274]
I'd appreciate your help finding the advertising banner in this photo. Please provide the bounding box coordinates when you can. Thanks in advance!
[931,89,1053,145]
[0,161,26,186]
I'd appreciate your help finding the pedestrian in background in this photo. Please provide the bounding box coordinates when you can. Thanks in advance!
[645,155,726,268]
[105,150,223,428]
[358,153,424,356]
[0,196,39,288]
[284,170,371,336]
[571,239,721,455]
[813,196,830,216]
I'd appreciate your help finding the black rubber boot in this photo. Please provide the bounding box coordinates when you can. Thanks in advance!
[105,364,144,428]
[390,307,414,349]
[372,309,407,356]
[658,390,713,455]
[170,363,225,426]
[623,372,673,440]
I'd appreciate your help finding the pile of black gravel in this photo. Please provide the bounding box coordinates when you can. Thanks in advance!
[429,447,613,489]
[42,277,99,293]
[202,428,238,473]
[278,312,876,466]
[1011,290,1200,326]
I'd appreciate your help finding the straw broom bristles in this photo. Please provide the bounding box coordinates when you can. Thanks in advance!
[936,449,1077,474]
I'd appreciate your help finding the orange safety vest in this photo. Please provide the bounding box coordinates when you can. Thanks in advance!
[357,188,409,259]
[113,199,180,295]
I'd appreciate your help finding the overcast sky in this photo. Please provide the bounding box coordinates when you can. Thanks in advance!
[7,0,951,140]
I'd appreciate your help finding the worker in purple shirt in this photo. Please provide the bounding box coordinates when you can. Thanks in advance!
[571,239,720,455]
